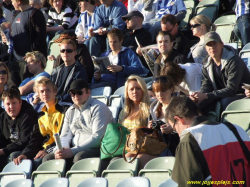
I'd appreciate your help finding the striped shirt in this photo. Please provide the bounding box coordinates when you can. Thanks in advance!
[47,5,78,30]
[155,0,186,19]
[75,7,98,39]
[236,0,250,19]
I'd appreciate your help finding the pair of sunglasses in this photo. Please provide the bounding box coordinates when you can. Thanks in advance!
[70,90,83,97]
[190,24,201,28]
[60,49,74,53]
[0,70,7,75]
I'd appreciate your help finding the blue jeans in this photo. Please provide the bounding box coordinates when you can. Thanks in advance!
[236,13,250,47]
[88,35,110,57]
[149,21,162,42]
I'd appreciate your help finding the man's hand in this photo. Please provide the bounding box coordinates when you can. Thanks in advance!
[161,124,173,134]
[13,155,27,165]
[55,148,73,159]
[245,89,250,98]
[47,55,56,61]
[34,150,47,159]
[88,28,94,37]
[0,149,5,156]
[190,92,208,103]
[136,46,143,56]
[107,65,123,73]
[98,27,108,35]
[94,70,101,80]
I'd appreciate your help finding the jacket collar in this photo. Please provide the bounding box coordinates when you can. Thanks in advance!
[71,96,93,110]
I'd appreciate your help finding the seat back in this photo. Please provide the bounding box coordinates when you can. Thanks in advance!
[109,95,124,108]
[0,160,32,186]
[180,1,194,31]
[32,159,66,187]
[5,179,33,187]
[91,87,112,97]
[45,42,61,74]
[92,96,108,105]
[240,43,250,58]
[195,5,218,22]
[116,177,150,187]
[102,158,139,187]
[138,157,175,187]
[108,106,121,123]
[66,158,101,187]
[39,178,69,187]
[221,99,250,131]
[113,86,125,95]
[77,177,108,187]
[158,178,178,187]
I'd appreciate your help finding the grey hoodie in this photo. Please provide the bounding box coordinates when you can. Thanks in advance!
[201,45,250,99]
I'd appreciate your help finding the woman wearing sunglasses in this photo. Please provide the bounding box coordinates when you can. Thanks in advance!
[0,62,13,109]
[188,15,216,64]
[118,75,150,131]
[149,75,179,156]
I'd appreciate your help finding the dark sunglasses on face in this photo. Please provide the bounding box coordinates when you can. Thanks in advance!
[60,49,74,53]
[0,70,7,75]
[190,24,201,28]
[70,90,83,96]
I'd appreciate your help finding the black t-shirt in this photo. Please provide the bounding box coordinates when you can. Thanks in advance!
[56,64,74,96]
[213,63,224,90]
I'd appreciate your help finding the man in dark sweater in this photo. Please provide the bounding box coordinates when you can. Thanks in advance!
[122,11,152,70]
[0,88,38,171]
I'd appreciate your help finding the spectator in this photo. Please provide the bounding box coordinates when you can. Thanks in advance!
[154,31,188,76]
[29,0,49,22]
[13,77,70,170]
[0,88,38,171]
[0,62,13,107]
[119,75,150,130]
[75,0,97,49]
[46,0,78,40]
[0,6,6,24]
[50,39,88,103]
[91,28,145,92]
[122,11,152,71]
[245,89,250,98]
[188,15,216,64]
[234,0,250,47]
[0,0,13,24]
[11,0,47,60]
[190,31,250,114]
[149,75,179,156]
[42,79,112,167]
[160,61,202,95]
[88,0,127,57]
[165,96,250,187]
[18,51,50,96]
[148,0,187,42]
[161,14,191,56]
[2,0,14,12]
[49,31,94,82]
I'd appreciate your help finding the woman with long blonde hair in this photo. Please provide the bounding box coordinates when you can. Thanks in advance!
[119,75,150,130]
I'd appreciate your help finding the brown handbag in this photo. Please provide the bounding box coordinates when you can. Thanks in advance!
[123,127,168,163]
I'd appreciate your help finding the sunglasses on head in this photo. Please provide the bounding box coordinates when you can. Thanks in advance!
[70,90,83,96]
[153,76,168,83]
[60,49,74,53]
[0,70,7,75]
[190,24,201,28]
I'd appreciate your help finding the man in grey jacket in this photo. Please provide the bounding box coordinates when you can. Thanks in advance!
[42,79,112,166]
[190,31,250,114]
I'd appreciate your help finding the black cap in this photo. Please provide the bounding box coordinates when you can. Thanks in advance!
[68,79,89,93]
[122,11,144,21]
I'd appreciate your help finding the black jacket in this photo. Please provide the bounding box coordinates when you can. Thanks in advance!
[173,30,192,57]
[154,49,188,76]
[0,100,38,155]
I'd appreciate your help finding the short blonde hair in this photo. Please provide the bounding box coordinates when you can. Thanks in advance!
[123,75,150,121]
[34,76,57,93]
[25,51,46,69]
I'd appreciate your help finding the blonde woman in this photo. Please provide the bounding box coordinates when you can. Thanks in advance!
[188,15,216,64]
[118,75,150,131]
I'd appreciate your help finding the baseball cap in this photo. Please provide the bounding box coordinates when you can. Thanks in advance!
[204,31,222,45]
[122,11,144,21]
[68,79,89,93]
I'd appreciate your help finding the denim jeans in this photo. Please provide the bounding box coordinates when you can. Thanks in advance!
[236,13,250,47]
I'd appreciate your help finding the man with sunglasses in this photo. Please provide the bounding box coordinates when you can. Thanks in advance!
[190,31,250,114]
[42,79,112,166]
[50,39,88,103]
[161,14,191,56]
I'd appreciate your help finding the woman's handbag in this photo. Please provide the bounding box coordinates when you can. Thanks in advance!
[123,127,168,163]
[100,123,130,160]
